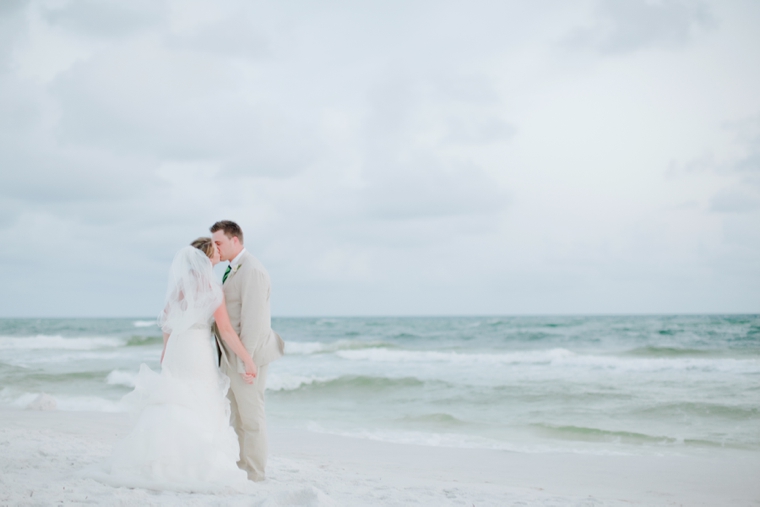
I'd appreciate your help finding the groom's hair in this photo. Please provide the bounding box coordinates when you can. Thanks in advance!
[210,220,244,244]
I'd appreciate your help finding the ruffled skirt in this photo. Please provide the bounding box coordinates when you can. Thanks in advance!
[98,328,249,492]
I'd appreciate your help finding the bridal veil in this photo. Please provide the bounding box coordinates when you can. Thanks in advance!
[158,246,223,336]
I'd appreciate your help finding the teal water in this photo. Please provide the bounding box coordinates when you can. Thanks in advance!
[1,315,758,455]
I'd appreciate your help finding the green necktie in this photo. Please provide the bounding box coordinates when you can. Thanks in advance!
[223,265,232,283]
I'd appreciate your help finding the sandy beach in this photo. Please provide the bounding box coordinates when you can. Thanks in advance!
[1,406,758,507]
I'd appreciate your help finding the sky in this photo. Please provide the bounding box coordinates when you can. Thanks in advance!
[0,0,758,317]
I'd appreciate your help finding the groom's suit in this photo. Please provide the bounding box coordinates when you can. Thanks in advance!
[214,250,284,481]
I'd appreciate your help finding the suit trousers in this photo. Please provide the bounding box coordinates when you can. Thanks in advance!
[225,363,269,481]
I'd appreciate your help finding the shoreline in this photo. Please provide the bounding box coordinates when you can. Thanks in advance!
[1,407,758,506]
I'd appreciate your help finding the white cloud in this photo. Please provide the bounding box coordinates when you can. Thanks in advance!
[564,0,716,54]
[0,0,758,317]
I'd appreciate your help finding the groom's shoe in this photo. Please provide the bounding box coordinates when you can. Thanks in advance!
[248,472,266,482]
[237,461,266,482]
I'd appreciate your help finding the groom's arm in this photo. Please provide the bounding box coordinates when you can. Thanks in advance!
[238,267,271,369]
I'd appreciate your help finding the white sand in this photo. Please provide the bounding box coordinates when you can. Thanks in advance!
[1,407,758,506]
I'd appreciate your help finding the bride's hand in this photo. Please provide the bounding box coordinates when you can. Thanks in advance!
[241,358,257,384]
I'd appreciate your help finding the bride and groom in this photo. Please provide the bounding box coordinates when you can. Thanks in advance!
[101,220,284,490]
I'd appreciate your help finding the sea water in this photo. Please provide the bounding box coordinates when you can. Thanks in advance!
[1,315,758,456]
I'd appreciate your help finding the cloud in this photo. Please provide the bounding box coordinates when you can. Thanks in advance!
[443,117,516,146]
[729,115,760,174]
[710,188,760,213]
[0,0,30,69]
[564,0,716,54]
[0,0,759,316]
[361,159,508,221]
[40,0,161,38]
[47,39,317,178]
[165,12,268,58]
[704,116,760,212]
[357,73,511,222]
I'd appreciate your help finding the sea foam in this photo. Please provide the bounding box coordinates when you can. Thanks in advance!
[106,369,138,388]
[0,335,124,351]
[333,347,760,373]
[285,341,325,355]
[267,373,334,391]
[285,339,392,355]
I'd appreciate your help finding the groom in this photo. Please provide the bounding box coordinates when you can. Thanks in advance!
[210,220,284,482]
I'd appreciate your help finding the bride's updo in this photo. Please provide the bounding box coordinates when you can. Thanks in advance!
[191,237,215,259]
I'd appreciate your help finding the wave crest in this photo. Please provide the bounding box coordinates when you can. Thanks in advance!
[267,374,429,393]
[0,335,124,351]
[285,339,393,355]
[107,369,138,388]
[336,347,575,364]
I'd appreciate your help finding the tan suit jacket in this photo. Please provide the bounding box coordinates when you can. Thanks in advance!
[214,251,284,372]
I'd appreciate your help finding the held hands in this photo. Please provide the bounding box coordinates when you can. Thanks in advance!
[241,357,258,384]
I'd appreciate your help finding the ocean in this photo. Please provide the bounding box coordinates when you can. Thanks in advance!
[1,315,758,456]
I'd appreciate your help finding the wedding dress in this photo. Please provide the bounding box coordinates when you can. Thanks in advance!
[97,247,250,492]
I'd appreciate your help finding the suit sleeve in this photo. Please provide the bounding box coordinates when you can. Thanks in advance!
[238,267,271,369]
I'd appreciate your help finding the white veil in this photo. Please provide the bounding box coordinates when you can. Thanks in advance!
[158,246,223,336]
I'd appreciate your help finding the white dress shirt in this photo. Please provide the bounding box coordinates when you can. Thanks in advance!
[229,248,247,268]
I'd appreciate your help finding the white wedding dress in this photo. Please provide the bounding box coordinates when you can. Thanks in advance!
[96,247,250,492]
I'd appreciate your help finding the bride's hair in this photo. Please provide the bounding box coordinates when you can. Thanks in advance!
[191,237,215,259]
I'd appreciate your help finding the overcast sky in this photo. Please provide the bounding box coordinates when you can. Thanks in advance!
[1,0,758,317]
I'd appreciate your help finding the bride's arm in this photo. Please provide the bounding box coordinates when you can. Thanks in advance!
[159,301,171,363]
[214,298,258,382]
[160,332,169,363]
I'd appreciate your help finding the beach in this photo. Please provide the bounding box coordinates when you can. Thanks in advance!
[1,406,758,506]
[2,315,759,505]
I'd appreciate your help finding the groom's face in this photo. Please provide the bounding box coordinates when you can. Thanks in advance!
[212,230,239,262]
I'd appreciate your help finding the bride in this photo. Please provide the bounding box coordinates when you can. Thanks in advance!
[98,238,257,492]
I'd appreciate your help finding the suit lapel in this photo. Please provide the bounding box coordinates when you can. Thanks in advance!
[224,254,246,285]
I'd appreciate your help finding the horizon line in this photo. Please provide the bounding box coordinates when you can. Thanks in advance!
[0,312,757,320]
